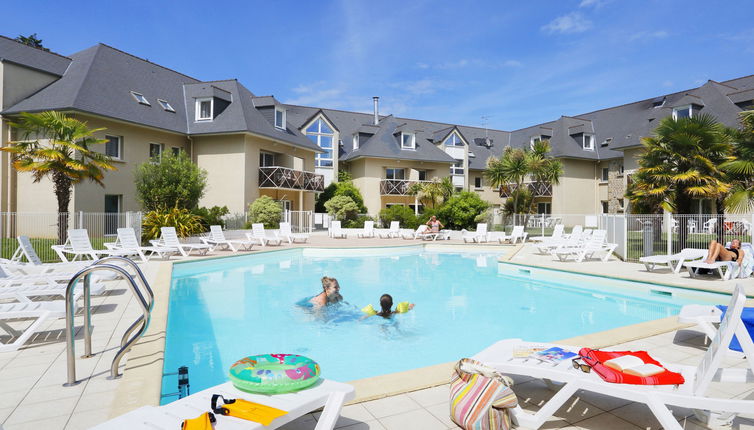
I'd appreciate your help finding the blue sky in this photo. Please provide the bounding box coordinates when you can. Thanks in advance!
[4,0,753,130]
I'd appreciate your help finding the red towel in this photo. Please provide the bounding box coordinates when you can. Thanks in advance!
[579,348,685,385]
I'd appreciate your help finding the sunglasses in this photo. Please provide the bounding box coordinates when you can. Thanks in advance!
[572,358,591,373]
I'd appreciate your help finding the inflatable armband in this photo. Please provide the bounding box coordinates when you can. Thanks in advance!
[361,304,377,316]
[395,301,411,313]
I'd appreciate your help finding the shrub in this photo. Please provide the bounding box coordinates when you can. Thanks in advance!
[343,215,374,229]
[379,205,419,229]
[247,196,282,229]
[142,207,204,241]
[192,205,230,230]
[324,195,360,221]
[315,180,367,213]
[436,191,490,230]
[134,152,207,211]
[416,208,438,226]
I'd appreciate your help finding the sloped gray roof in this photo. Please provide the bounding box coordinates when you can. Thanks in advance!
[0,35,71,76]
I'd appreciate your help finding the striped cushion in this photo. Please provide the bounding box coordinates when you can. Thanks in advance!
[450,359,518,430]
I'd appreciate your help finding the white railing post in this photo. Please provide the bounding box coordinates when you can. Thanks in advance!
[78,211,83,229]
[664,211,672,255]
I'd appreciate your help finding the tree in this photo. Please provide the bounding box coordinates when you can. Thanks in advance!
[315,180,366,213]
[407,177,455,209]
[134,151,207,211]
[15,33,49,51]
[722,110,754,213]
[247,196,282,228]
[324,195,359,221]
[436,191,490,230]
[1,111,116,242]
[379,205,419,229]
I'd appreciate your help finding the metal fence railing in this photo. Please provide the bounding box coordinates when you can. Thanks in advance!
[285,210,313,233]
[0,211,142,263]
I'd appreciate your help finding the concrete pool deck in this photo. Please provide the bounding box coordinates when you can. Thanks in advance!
[0,233,752,429]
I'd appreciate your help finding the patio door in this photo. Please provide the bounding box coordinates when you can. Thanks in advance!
[104,194,121,235]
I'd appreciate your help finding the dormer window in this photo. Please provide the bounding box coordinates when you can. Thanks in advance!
[652,96,666,108]
[672,105,692,120]
[158,99,175,113]
[275,108,286,129]
[130,91,150,106]
[582,134,595,151]
[444,133,463,147]
[352,133,359,150]
[196,98,213,121]
[401,132,415,150]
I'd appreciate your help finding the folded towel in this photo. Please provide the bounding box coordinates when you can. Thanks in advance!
[717,305,754,352]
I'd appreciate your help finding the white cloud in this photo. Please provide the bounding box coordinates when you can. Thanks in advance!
[628,30,668,42]
[502,60,523,68]
[541,12,592,34]
[424,58,523,70]
[579,0,612,8]
[662,80,674,87]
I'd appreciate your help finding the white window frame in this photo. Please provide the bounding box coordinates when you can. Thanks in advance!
[600,167,609,182]
[582,134,595,151]
[259,151,276,167]
[450,160,464,176]
[474,176,483,189]
[444,132,464,147]
[196,98,213,121]
[385,168,405,180]
[171,147,181,156]
[305,118,335,168]
[352,133,359,150]
[149,143,164,161]
[400,132,415,150]
[618,163,624,176]
[130,91,150,106]
[104,135,123,160]
[274,107,286,129]
[530,135,541,149]
[672,104,692,120]
[158,99,176,112]
[537,202,551,215]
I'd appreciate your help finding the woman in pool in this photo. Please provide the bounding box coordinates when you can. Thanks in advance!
[704,238,744,266]
[373,294,414,318]
[310,276,343,308]
[425,216,444,234]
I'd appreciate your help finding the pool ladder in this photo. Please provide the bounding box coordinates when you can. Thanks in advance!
[63,256,155,386]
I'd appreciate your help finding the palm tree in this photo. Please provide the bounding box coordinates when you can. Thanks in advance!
[1,111,116,242]
[626,113,732,246]
[408,177,454,209]
[722,110,754,213]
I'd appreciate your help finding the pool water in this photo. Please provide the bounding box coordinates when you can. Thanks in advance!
[160,246,721,402]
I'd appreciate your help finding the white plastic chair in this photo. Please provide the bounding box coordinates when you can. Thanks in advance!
[277,222,309,244]
[246,224,283,246]
[378,221,400,238]
[152,227,212,257]
[357,220,375,238]
[107,228,179,261]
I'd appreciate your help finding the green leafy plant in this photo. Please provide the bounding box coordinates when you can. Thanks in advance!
[324,195,360,221]
[436,191,490,230]
[192,205,230,229]
[408,177,455,209]
[379,205,419,229]
[142,207,204,241]
[722,110,754,213]
[343,215,374,229]
[247,196,282,229]
[134,151,207,211]
[315,180,367,213]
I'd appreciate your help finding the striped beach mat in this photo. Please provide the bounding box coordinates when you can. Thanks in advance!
[450,358,518,430]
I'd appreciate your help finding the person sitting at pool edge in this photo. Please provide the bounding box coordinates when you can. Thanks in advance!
[425,216,444,234]
[310,276,343,307]
[704,238,744,266]
[362,294,415,318]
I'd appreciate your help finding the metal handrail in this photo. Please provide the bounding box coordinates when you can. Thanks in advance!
[64,260,153,386]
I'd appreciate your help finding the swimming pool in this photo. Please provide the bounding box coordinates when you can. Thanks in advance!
[160,246,724,402]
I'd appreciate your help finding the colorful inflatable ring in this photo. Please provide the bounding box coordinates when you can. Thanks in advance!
[228,354,321,394]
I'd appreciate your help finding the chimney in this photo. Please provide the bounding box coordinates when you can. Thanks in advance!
[373,96,379,125]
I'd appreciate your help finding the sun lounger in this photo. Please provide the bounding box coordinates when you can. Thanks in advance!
[677,304,753,359]
[473,283,754,430]
[683,260,735,280]
[378,221,400,238]
[0,300,65,353]
[551,229,617,262]
[106,228,179,261]
[529,224,564,243]
[496,226,528,244]
[462,223,489,243]
[357,220,375,238]
[52,229,140,262]
[90,379,355,430]
[201,225,255,252]
[277,222,309,244]
[327,221,348,239]
[639,248,708,273]
[401,225,438,240]
[6,236,91,275]
[151,227,212,257]
[0,280,106,304]
[560,225,583,240]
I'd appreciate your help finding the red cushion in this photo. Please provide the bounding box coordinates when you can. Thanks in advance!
[579,348,685,385]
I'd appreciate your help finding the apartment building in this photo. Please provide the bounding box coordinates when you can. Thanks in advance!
[1,35,753,218]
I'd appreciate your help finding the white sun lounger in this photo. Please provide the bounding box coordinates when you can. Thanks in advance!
[0,280,106,304]
[401,225,437,240]
[496,226,528,244]
[462,223,489,243]
[151,227,212,257]
[529,224,564,243]
[327,221,348,239]
[683,260,736,280]
[677,304,750,359]
[52,229,139,262]
[0,300,65,353]
[6,236,91,275]
[246,223,284,247]
[106,228,179,261]
[90,379,355,430]
[639,248,708,273]
[378,221,400,238]
[357,220,375,238]
[551,230,618,262]
[473,284,754,430]
[201,226,255,252]
[277,222,309,244]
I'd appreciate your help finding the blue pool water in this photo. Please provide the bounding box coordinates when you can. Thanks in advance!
[160,246,722,402]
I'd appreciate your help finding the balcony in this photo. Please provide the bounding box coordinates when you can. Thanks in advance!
[259,166,324,192]
[380,179,429,196]
[499,181,552,197]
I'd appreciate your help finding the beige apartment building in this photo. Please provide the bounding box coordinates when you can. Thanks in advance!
[2,35,753,220]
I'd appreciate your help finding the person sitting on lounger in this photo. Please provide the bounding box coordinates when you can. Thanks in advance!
[704,238,744,266]
[310,276,343,307]
[425,216,444,234]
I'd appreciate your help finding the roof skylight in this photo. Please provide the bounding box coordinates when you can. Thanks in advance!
[130,91,151,106]
[157,99,175,112]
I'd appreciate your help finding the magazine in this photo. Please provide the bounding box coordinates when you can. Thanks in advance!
[529,347,578,363]
[512,346,547,358]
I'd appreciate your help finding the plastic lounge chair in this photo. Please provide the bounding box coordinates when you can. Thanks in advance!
[703,218,718,234]
[0,279,106,304]
[496,226,527,244]
[378,221,400,238]
[0,264,85,288]
[90,379,355,430]
[436,230,451,240]
[200,226,255,252]
[0,300,64,353]
[551,230,617,262]
[639,248,708,273]
[277,222,309,244]
[7,236,92,275]
[327,221,347,239]
[51,229,139,262]
[106,228,179,261]
[357,220,375,238]
[535,227,587,254]
[462,223,489,243]
[245,224,283,247]
[401,225,437,240]
[561,225,583,240]
[472,283,754,430]
[677,304,752,359]
[683,261,735,280]
[152,227,212,257]
[529,224,564,243]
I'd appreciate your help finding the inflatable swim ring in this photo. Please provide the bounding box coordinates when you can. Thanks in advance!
[361,301,411,316]
[229,354,320,394]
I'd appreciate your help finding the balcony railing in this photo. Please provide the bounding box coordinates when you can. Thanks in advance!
[259,166,324,192]
[380,179,430,196]
[499,181,552,197]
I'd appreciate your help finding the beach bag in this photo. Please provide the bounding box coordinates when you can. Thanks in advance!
[450,358,518,430]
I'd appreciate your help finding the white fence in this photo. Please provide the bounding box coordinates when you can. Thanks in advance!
[0,211,142,263]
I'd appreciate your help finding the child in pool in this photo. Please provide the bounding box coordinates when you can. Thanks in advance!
[363,294,415,318]
[310,276,343,308]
